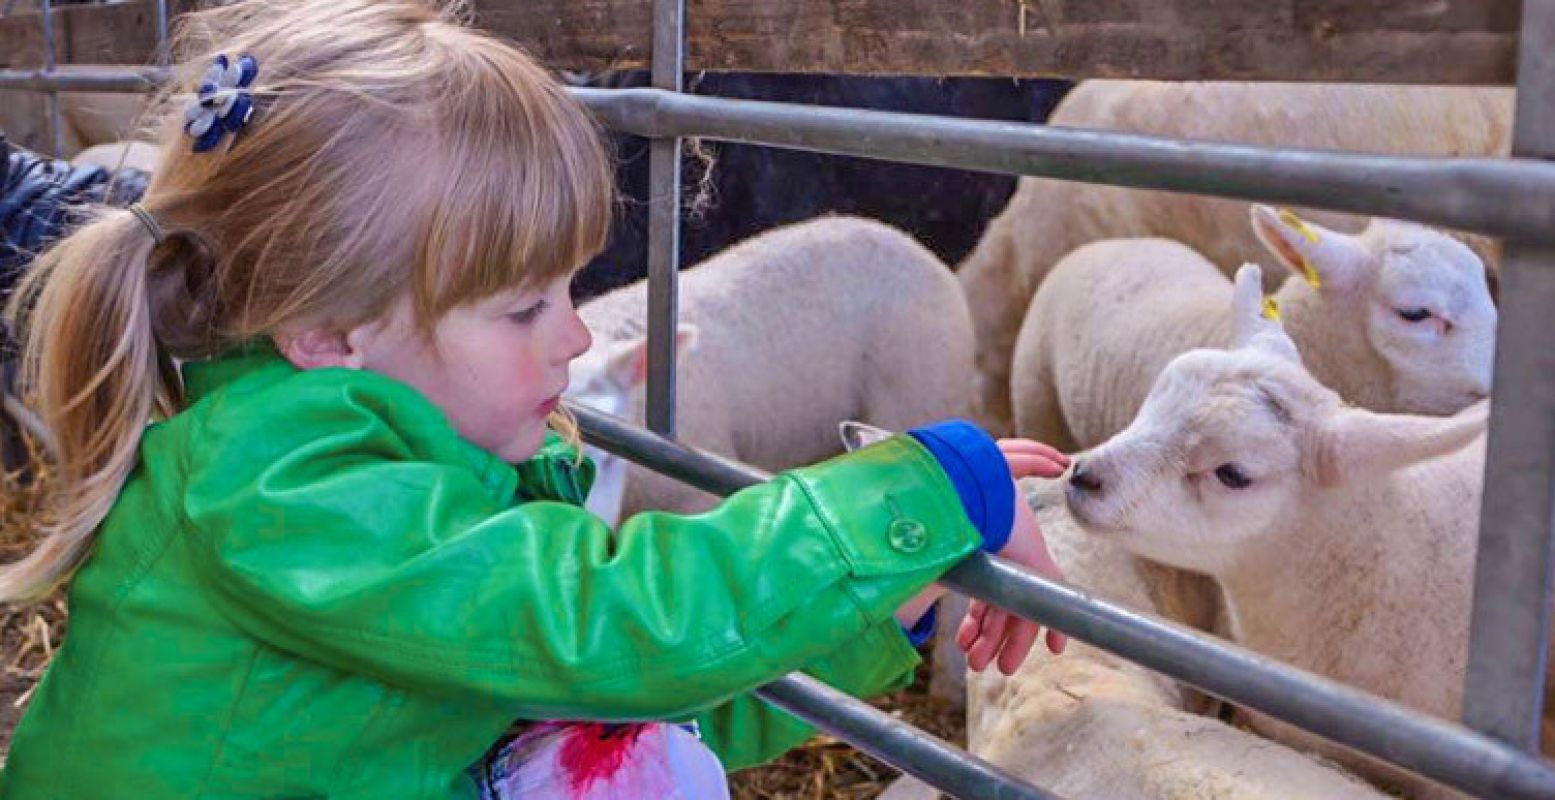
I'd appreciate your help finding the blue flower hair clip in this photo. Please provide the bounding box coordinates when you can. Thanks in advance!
[183,54,259,153]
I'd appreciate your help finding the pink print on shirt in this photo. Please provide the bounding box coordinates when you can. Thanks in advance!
[479,721,729,799]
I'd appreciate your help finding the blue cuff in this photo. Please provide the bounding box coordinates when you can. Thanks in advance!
[908,419,1014,553]
[901,603,938,648]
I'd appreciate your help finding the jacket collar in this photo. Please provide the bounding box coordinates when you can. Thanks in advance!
[515,432,596,506]
[180,340,595,506]
[181,338,292,403]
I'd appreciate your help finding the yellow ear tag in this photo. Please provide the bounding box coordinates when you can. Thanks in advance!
[1275,208,1323,288]
[1299,259,1323,289]
[1277,208,1321,244]
[1262,296,1281,322]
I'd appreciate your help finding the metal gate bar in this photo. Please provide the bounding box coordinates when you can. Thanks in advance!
[569,87,1555,244]
[755,674,1061,800]
[3,69,1551,243]
[0,65,165,92]
[644,0,683,437]
[1463,0,1555,750]
[39,0,61,156]
[567,402,1555,800]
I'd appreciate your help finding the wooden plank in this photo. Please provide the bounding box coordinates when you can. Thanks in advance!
[0,0,1522,83]
[0,0,197,69]
[476,0,1520,83]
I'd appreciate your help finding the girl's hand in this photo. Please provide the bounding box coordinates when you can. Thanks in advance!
[958,439,1070,675]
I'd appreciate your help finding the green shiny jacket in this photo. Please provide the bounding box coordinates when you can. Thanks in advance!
[0,347,982,799]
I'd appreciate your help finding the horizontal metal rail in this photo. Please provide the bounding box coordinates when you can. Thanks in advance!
[568,401,1555,800]
[6,67,1553,243]
[570,87,1555,244]
[0,65,165,92]
[756,674,1059,800]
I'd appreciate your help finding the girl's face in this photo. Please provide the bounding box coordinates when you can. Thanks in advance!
[354,276,593,462]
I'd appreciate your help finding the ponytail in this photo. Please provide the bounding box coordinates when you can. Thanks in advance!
[0,207,173,602]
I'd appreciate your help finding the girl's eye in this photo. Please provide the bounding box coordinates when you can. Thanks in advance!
[508,299,548,325]
[1214,463,1252,489]
[1397,307,1433,323]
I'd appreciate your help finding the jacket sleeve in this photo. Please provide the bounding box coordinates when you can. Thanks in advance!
[182,376,983,724]
[695,617,924,771]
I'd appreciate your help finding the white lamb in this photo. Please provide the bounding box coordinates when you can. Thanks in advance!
[879,477,1389,800]
[960,80,1512,433]
[1011,205,1496,453]
[564,324,697,525]
[1059,264,1510,799]
[70,140,162,173]
[570,215,974,523]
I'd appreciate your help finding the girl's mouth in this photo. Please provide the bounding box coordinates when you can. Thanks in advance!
[538,396,560,415]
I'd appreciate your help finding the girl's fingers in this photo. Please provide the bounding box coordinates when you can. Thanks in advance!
[966,609,1010,672]
[996,619,1043,676]
[1046,626,1068,656]
[997,439,1070,466]
[958,602,983,650]
[1004,452,1069,479]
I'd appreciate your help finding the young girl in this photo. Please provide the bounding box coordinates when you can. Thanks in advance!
[0,2,1068,798]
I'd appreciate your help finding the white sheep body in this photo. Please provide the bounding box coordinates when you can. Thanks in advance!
[1012,208,1495,452]
[961,80,1512,432]
[574,216,973,520]
[892,482,1389,800]
[1060,266,1515,798]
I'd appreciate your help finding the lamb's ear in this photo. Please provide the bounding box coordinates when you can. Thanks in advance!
[1231,263,1269,346]
[1230,263,1300,364]
[604,323,701,388]
[1304,400,1488,486]
[839,420,895,452]
[1249,205,1368,295]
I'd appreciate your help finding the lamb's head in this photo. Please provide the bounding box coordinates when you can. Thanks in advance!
[565,323,699,526]
[1250,204,1495,415]
[566,324,701,418]
[1065,264,1488,576]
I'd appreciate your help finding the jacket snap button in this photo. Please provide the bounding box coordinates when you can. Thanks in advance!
[888,518,928,553]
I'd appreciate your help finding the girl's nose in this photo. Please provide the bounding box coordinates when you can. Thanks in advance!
[560,305,593,363]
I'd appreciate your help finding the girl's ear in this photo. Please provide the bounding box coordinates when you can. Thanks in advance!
[276,326,365,370]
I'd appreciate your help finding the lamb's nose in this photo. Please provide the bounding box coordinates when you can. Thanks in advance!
[1069,463,1103,493]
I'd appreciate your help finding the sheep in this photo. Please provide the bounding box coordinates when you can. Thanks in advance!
[563,325,698,526]
[1011,205,1496,455]
[960,80,1512,434]
[70,140,161,174]
[1058,264,1509,799]
[572,215,974,521]
[879,479,1389,800]
[0,91,150,160]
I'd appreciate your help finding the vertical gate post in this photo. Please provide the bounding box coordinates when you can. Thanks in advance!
[1463,0,1555,751]
[40,0,62,157]
[155,0,170,65]
[645,0,685,436]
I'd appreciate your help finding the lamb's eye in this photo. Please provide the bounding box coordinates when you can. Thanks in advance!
[1397,307,1433,323]
[1214,463,1252,489]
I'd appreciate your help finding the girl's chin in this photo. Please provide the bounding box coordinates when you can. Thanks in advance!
[496,428,549,463]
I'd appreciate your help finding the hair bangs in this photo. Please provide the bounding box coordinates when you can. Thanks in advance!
[414,40,614,323]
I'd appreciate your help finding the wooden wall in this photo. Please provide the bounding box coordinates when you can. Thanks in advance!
[0,0,1523,83]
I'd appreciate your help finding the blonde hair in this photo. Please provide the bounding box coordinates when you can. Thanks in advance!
[0,0,613,601]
